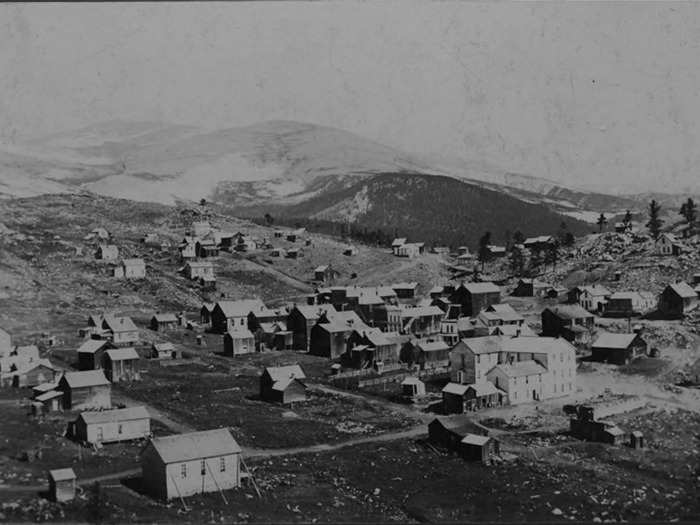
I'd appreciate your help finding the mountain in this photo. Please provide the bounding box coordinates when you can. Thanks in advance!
[1,119,684,226]
[236,172,593,248]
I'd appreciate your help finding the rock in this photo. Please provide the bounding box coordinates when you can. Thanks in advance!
[552,508,563,516]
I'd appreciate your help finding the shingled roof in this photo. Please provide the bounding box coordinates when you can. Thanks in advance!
[146,428,241,464]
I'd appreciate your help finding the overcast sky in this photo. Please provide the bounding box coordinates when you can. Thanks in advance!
[2,2,700,193]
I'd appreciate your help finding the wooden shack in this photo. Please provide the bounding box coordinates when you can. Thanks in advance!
[103,347,140,382]
[223,329,256,356]
[57,370,111,410]
[74,406,150,445]
[260,365,307,404]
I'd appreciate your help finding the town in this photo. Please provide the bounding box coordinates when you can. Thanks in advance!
[0,193,699,522]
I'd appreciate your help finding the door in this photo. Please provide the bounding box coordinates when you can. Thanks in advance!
[96,426,103,442]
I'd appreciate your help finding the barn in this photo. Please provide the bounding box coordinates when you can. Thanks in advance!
[140,428,242,500]
[74,406,150,445]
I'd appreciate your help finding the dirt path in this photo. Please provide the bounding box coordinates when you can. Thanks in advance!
[239,257,313,293]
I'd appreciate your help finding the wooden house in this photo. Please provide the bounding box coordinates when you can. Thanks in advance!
[77,339,111,370]
[449,282,501,316]
[190,221,212,238]
[541,305,595,346]
[120,258,146,279]
[604,291,656,317]
[658,281,698,318]
[210,299,268,333]
[255,322,293,352]
[195,238,220,258]
[511,278,549,297]
[591,332,647,365]
[395,242,425,258]
[74,406,150,445]
[523,235,555,252]
[568,285,611,313]
[398,305,444,337]
[101,315,139,346]
[150,313,179,331]
[346,328,400,368]
[48,468,76,503]
[391,238,407,255]
[655,232,684,256]
[95,244,118,261]
[414,340,451,370]
[141,429,242,501]
[4,359,58,388]
[103,347,140,382]
[33,389,64,414]
[58,370,111,410]
[486,360,548,405]
[309,322,352,359]
[223,329,256,356]
[427,418,499,463]
[184,261,215,281]
[179,241,197,261]
[259,365,307,404]
[314,265,338,283]
[392,282,419,299]
[486,245,506,258]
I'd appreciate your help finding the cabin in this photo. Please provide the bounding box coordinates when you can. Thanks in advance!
[179,241,197,261]
[391,238,407,256]
[259,365,307,404]
[74,406,150,445]
[103,347,140,382]
[486,360,548,405]
[1,358,58,389]
[120,258,146,279]
[523,235,555,252]
[223,329,256,356]
[511,279,549,298]
[314,265,338,283]
[255,322,293,352]
[346,328,400,368]
[427,418,499,463]
[33,389,64,414]
[141,428,242,501]
[151,342,178,359]
[541,305,595,346]
[658,281,699,318]
[48,468,76,503]
[395,242,425,258]
[195,239,220,258]
[95,244,118,261]
[449,282,501,316]
[442,381,503,413]
[150,313,179,331]
[478,303,525,329]
[486,245,506,258]
[58,370,111,410]
[655,233,683,256]
[591,332,647,365]
[184,261,215,281]
[569,411,626,445]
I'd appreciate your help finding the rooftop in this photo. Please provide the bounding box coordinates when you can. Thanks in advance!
[61,370,110,389]
[78,406,149,425]
[592,332,639,349]
[147,428,241,464]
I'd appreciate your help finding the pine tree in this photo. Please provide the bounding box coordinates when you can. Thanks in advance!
[509,245,525,276]
[544,239,560,272]
[513,230,525,245]
[646,200,663,240]
[596,213,608,233]
[622,210,632,228]
[679,198,697,236]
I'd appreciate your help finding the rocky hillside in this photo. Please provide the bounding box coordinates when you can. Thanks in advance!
[237,172,593,249]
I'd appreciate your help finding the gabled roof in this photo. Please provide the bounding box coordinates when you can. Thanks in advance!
[226,328,255,339]
[442,382,469,395]
[314,265,329,272]
[391,238,407,246]
[152,313,178,323]
[36,390,63,402]
[401,376,424,386]
[361,328,393,347]
[292,305,329,320]
[216,299,267,318]
[392,281,419,290]
[122,258,145,266]
[466,381,501,397]
[102,315,138,333]
[78,406,149,425]
[152,342,175,352]
[265,364,306,382]
[524,235,554,245]
[105,347,139,361]
[399,306,444,318]
[461,282,500,294]
[77,339,110,355]
[492,360,547,378]
[49,468,76,482]
[579,284,611,296]
[61,370,110,388]
[271,377,306,392]
[592,332,639,349]
[148,429,241,464]
[666,281,696,299]
[544,305,593,320]
[325,309,365,328]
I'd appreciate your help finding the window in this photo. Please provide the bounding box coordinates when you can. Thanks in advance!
[220,457,226,472]
[118,424,123,434]
[240,318,245,326]
[181,463,187,478]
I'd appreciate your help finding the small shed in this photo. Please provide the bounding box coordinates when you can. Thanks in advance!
[630,430,644,449]
[48,468,76,502]
[401,376,426,397]
[34,390,64,414]
[460,433,500,463]
[151,342,178,360]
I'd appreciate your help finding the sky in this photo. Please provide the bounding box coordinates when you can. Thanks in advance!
[2,2,700,193]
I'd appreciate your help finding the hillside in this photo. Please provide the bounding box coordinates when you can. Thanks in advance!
[237,172,593,248]
[1,120,666,221]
